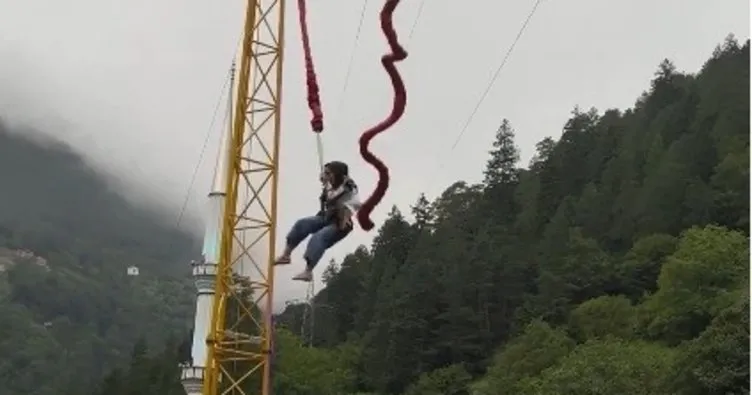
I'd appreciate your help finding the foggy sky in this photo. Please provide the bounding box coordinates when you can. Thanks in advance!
[0,0,748,309]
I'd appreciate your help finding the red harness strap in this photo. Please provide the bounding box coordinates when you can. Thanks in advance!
[356,0,408,231]
[297,0,323,133]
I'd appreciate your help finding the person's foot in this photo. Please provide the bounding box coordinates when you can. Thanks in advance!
[292,269,313,282]
[274,255,291,265]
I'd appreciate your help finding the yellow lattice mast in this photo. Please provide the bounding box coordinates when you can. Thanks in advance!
[202,0,285,394]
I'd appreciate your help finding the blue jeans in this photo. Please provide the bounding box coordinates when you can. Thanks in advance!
[286,215,351,269]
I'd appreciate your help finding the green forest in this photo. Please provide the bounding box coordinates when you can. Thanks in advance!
[1,36,749,395]
[0,122,198,393]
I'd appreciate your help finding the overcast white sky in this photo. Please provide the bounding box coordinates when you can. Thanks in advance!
[0,0,748,309]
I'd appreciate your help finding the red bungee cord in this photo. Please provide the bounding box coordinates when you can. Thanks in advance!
[356,0,408,231]
[297,0,323,133]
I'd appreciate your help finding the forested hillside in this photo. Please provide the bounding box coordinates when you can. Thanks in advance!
[0,123,198,394]
[95,36,748,394]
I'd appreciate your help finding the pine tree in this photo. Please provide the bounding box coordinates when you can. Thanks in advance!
[529,136,556,171]
[410,193,435,232]
[483,119,520,187]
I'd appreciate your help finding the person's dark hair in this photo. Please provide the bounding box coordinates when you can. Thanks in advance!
[324,161,349,187]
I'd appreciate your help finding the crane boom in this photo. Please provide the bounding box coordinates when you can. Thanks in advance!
[202,0,285,394]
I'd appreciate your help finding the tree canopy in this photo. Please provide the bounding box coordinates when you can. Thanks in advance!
[274,35,750,395]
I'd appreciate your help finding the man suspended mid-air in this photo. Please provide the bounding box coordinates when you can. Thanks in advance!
[274,161,361,282]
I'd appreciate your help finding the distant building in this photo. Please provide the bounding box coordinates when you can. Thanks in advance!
[126,266,140,276]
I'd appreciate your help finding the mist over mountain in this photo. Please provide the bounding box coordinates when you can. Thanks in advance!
[0,54,217,235]
[0,118,201,394]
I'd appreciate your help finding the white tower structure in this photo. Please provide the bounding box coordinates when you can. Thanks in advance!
[181,62,235,395]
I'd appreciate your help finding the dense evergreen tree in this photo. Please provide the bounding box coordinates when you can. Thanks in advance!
[273,37,750,395]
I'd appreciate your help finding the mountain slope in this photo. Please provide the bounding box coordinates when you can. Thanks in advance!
[0,124,198,395]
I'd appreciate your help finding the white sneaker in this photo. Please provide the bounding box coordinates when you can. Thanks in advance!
[292,270,313,282]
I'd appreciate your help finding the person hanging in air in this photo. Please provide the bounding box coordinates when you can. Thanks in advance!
[274,161,361,282]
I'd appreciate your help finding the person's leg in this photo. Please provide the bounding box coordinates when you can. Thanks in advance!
[275,216,327,265]
[292,224,351,281]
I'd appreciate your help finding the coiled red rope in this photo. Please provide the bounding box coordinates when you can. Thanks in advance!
[356,0,408,231]
[297,0,323,133]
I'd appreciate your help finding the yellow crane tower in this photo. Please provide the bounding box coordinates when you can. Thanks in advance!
[202,0,285,394]
[200,0,407,392]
